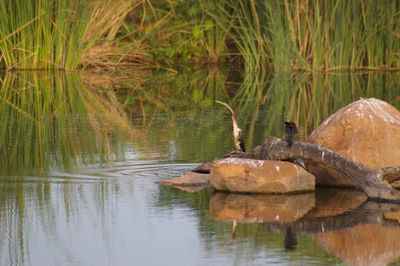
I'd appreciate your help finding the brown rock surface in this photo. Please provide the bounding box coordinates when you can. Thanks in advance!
[210,158,315,193]
[307,98,400,186]
[210,192,315,223]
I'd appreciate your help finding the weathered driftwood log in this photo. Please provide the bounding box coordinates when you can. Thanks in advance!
[195,137,400,202]
[250,137,400,201]
[202,98,400,201]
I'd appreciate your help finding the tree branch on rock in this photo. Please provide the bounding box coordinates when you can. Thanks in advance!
[247,138,400,201]
[202,98,400,202]
[195,137,400,202]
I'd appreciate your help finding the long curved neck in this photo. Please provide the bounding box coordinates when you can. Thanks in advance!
[216,101,245,152]
[215,101,239,131]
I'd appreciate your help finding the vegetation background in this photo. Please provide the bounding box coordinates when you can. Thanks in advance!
[1,0,399,72]
[1,3,400,264]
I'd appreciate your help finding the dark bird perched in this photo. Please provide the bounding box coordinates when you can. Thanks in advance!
[216,101,246,152]
[284,121,298,148]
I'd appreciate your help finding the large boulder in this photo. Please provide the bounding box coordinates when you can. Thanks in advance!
[210,158,315,193]
[306,98,400,187]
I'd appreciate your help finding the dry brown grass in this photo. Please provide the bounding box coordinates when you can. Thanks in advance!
[81,0,155,70]
[80,41,153,70]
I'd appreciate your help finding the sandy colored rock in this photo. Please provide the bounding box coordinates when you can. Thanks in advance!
[210,158,315,193]
[307,98,400,186]
[313,224,400,266]
[210,192,315,223]
[155,172,209,192]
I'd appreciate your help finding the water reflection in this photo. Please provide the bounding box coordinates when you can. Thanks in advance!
[210,193,315,223]
[140,69,400,145]
[209,189,400,265]
[1,69,400,265]
[0,71,135,175]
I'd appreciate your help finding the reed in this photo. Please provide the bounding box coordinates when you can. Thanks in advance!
[0,0,149,70]
[217,0,269,73]
[2,0,399,71]
[218,0,400,72]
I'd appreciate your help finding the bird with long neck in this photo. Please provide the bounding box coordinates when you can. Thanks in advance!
[216,101,246,152]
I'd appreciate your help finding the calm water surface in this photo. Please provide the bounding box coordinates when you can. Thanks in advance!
[1,70,400,265]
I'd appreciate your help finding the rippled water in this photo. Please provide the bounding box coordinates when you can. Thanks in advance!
[1,70,400,265]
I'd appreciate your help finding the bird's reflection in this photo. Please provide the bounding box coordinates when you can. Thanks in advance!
[284,226,297,251]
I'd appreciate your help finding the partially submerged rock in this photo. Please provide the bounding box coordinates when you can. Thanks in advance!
[192,162,213,173]
[210,158,315,193]
[210,192,315,223]
[307,98,400,187]
[155,172,210,192]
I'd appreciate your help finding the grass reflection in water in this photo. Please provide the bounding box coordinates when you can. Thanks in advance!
[0,68,400,265]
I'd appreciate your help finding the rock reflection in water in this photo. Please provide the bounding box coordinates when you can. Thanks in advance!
[313,222,400,266]
[209,192,315,224]
[210,189,400,265]
[309,190,400,265]
[303,188,368,219]
[272,192,400,265]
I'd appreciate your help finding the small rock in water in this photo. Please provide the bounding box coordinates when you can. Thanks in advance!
[155,172,210,192]
[210,158,315,193]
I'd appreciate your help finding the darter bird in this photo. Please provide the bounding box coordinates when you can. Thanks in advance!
[216,101,246,152]
[284,121,297,148]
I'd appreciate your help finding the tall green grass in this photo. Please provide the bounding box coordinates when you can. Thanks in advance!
[217,0,400,72]
[0,0,145,70]
[1,0,400,71]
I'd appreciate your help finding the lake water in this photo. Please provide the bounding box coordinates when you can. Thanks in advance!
[1,69,400,265]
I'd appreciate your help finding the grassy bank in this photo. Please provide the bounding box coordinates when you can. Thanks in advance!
[230,0,400,72]
[125,0,400,72]
[1,0,400,71]
[0,0,151,70]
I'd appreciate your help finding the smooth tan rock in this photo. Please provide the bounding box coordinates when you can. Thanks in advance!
[210,158,315,193]
[210,192,315,223]
[307,98,400,186]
